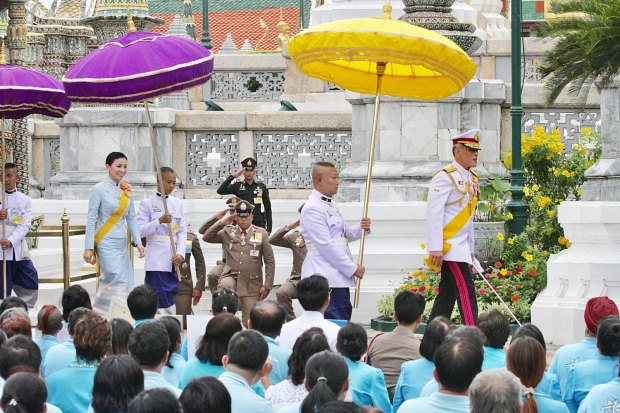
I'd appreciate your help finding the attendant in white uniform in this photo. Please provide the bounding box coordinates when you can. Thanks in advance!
[138,167,186,314]
[83,152,145,315]
[0,163,38,308]
[426,130,482,326]
[300,162,371,320]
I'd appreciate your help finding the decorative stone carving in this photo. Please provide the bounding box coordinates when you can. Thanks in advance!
[186,131,239,188]
[219,33,238,54]
[240,39,253,52]
[209,70,285,101]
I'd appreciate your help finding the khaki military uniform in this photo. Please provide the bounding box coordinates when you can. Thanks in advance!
[174,231,206,324]
[269,226,306,321]
[203,221,275,326]
[198,215,225,293]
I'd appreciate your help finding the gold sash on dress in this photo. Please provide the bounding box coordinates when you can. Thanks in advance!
[91,188,129,265]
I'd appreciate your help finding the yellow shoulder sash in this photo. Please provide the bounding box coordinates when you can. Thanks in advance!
[94,188,129,247]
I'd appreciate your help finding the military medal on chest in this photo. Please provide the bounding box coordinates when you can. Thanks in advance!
[295,236,303,247]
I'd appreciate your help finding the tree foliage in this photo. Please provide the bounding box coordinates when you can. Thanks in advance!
[538,0,620,105]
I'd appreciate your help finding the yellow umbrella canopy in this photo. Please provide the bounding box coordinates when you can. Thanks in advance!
[288,13,477,100]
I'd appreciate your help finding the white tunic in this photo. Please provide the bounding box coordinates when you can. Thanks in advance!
[426,162,476,264]
[300,189,363,288]
[138,194,187,272]
[1,190,32,262]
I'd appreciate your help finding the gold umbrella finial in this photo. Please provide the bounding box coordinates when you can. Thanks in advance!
[0,40,6,65]
[127,8,137,32]
[382,0,392,19]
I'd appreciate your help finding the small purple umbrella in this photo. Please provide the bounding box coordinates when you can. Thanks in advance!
[0,52,71,298]
[62,21,215,280]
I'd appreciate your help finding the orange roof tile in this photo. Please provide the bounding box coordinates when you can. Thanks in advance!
[151,7,300,52]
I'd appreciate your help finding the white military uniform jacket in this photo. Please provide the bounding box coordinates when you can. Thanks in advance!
[1,189,32,262]
[138,194,187,272]
[300,189,364,288]
[426,162,477,264]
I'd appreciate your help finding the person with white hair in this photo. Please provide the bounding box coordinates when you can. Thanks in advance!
[470,369,522,413]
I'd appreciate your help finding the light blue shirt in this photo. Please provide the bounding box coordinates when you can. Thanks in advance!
[577,377,620,413]
[419,379,438,398]
[524,390,570,413]
[277,405,300,413]
[344,356,392,413]
[393,357,435,412]
[178,359,266,396]
[36,335,59,368]
[399,391,469,413]
[482,346,506,370]
[219,372,274,413]
[133,318,154,328]
[143,370,182,398]
[46,360,99,413]
[538,370,562,401]
[42,339,76,378]
[163,353,186,388]
[179,337,188,361]
[85,176,141,250]
[265,336,292,386]
[563,354,619,413]
[549,337,598,393]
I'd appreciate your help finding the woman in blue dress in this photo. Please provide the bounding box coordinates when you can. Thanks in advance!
[83,152,145,314]
[507,336,570,413]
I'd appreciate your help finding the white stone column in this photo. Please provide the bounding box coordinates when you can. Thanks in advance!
[532,202,620,345]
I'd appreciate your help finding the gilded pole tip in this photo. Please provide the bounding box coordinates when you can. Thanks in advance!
[0,40,6,65]
[127,9,137,32]
[382,0,392,19]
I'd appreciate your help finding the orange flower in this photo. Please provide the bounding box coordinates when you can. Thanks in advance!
[511,296,519,302]
[529,269,537,276]
[515,284,522,289]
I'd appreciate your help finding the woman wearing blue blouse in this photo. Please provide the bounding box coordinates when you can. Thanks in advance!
[393,316,452,412]
[83,152,145,313]
[507,336,569,413]
[336,323,392,413]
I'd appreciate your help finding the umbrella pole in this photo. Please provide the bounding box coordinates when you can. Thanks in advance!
[143,101,181,282]
[354,62,386,308]
[1,115,6,301]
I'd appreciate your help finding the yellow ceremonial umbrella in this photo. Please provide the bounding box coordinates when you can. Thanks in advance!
[288,1,477,307]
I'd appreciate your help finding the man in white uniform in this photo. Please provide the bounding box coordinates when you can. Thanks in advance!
[0,163,38,308]
[300,161,371,320]
[138,167,187,314]
[426,130,481,326]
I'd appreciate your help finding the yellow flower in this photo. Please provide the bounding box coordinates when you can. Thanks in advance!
[525,254,534,262]
[577,188,582,196]
[553,170,559,177]
[566,241,572,248]
[532,184,539,191]
[523,186,531,197]
[558,236,568,245]
[507,213,513,219]
[496,233,504,241]
[537,197,552,208]
[420,243,427,250]
[500,269,507,275]
[420,275,429,281]
[507,238,514,245]
[412,270,423,277]
[547,210,556,218]
[545,227,553,235]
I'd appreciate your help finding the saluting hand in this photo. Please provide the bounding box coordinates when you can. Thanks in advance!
[286,219,300,230]
[214,208,229,220]
[232,168,244,178]
[221,211,236,226]
[360,217,371,231]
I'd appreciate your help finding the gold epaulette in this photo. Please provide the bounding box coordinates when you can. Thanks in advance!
[432,164,456,179]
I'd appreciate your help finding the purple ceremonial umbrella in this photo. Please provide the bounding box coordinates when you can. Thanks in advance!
[0,61,71,298]
[62,27,215,280]
[62,31,214,104]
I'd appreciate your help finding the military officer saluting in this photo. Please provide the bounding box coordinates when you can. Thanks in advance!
[203,200,275,327]
[426,129,482,326]
[217,158,272,233]
[174,227,206,324]
[269,204,307,322]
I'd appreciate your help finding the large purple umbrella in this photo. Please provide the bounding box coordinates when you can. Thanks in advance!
[62,24,215,280]
[0,59,71,298]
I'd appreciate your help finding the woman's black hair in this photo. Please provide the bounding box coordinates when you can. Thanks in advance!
[0,372,47,413]
[105,152,128,167]
[336,322,367,362]
[316,401,367,413]
[61,285,92,323]
[301,351,349,413]
[180,376,231,413]
[212,288,239,315]
[419,316,453,362]
[288,327,330,386]
[110,318,133,355]
[195,313,242,365]
[92,355,144,413]
[159,317,182,368]
[127,389,184,413]
[512,323,546,352]
[0,297,28,315]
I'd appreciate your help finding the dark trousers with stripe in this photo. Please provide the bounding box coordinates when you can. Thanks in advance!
[325,287,352,321]
[428,261,478,325]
